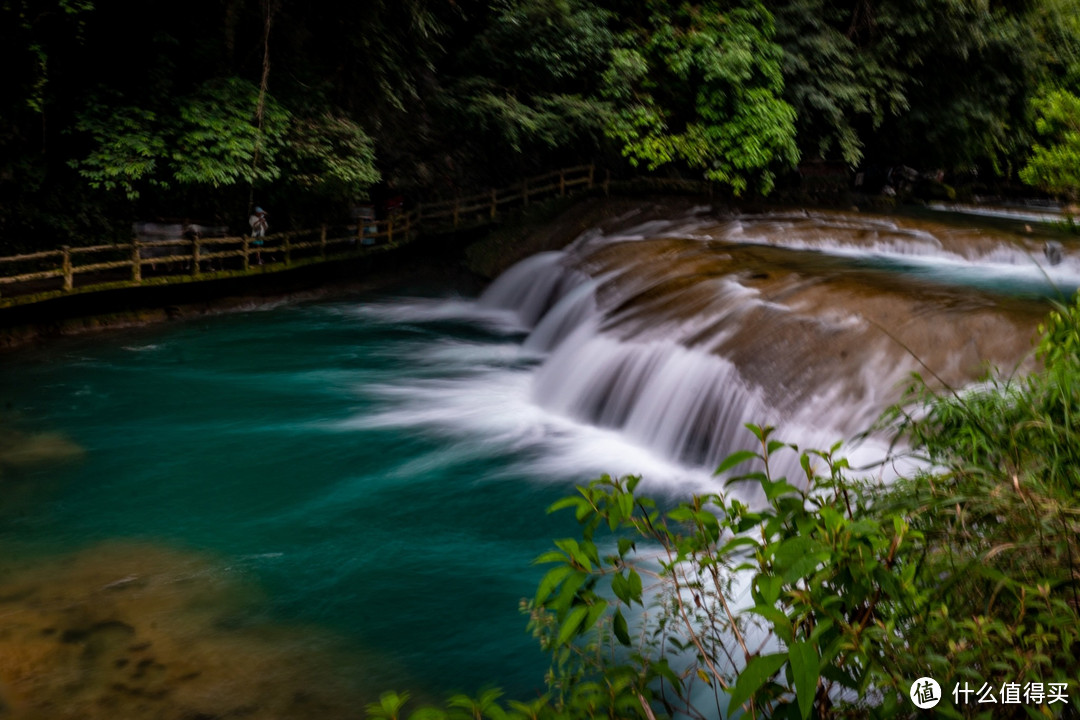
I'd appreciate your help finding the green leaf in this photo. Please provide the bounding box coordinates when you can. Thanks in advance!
[532,550,567,565]
[781,553,829,584]
[613,608,631,645]
[554,538,592,571]
[693,509,721,540]
[583,599,608,634]
[612,572,630,604]
[550,570,588,615]
[535,565,572,604]
[718,536,760,556]
[745,423,767,442]
[809,618,835,647]
[747,604,794,644]
[728,652,788,713]
[547,496,586,515]
[715,449,760,475]
[766,439,789,455]
[667,506,695,522]
[627,567,643,604]
[367,691,410,720]
[726,471,770,488]
[764,480,802,501]
[651,657,682,689]
[556,604,590,646]
[757,574,784,605]
[788,641,819,720]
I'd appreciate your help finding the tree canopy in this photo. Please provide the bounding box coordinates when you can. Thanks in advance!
[1,0,1078,248]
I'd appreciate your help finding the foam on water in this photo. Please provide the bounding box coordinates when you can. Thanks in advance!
[928,202,1069,224]
[330,295,527,333]
[325,327,724,497]
[590,210,1080,296]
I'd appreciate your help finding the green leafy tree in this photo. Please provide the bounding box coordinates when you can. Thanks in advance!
[601,0,799,194]
[435,0,616,183]
[1019,89,1080,199]
[772,0,909,166]
[71,77,379,202]
[1029,0,1080,88]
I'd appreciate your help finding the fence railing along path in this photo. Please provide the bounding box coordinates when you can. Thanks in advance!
[0,165,601,309]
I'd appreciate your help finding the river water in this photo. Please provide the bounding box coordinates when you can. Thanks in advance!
[0,207,1073,718]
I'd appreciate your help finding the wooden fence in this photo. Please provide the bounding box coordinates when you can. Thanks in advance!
[0,164,600,308]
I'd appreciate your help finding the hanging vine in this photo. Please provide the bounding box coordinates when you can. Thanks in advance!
[249,0,276,211]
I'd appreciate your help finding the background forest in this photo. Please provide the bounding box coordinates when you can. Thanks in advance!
[1,0,1078,248]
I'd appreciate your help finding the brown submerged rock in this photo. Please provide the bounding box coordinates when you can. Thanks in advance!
[0,429,84,476]
[0,543,372,720]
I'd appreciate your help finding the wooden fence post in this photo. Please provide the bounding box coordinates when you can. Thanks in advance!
[490,189,497,219]
[603,169,611,196]
[284,234,292,265]
[320,225,327,259]
[588,164,595,189]
[243,237,250,271]
[388,215,395,244]
[192,238,201,277]
[559,169,566,196]
[62,246,72,291]
[131,241,142,284]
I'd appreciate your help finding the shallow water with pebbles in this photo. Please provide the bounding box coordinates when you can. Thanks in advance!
[0,543,372,719]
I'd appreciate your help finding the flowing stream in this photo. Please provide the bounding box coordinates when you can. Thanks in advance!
[0,207,1072,718]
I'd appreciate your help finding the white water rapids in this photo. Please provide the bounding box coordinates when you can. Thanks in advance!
[470,208,1066,492]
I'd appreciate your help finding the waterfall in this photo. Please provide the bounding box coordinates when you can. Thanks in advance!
[533,332,774,469]
[523,279,599,353]
[478,209,1050,481]
[479,250,824,479]
[478,252,589,328]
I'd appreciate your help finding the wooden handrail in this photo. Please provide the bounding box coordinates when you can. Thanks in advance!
[0,164,597,305]
[0,249,64,264]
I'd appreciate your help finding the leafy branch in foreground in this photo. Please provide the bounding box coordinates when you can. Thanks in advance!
[371,296,1080,719]
[524,429,920,720]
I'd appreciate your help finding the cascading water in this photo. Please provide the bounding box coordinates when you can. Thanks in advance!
[0,205,1068,718]
[478,251,591,328]
[479,208,1066,485]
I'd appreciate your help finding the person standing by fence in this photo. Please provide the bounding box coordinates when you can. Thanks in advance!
[248,206,268,264]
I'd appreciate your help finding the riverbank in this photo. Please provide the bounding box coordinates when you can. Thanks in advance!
[0,195,694,350]
[0,228,480,351]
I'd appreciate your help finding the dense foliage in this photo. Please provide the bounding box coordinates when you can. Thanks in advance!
[1020,90,1080,199]
[366,298,1080,717]
[1,0,1078,248]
